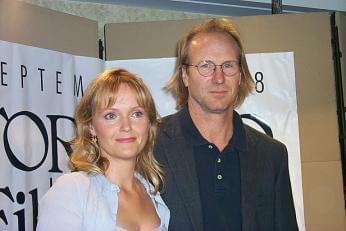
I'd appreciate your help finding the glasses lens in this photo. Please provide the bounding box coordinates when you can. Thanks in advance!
[222,61,240,76]
[194,60,240,77]
[197,61,214,77]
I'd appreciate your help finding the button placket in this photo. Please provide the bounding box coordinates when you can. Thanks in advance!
[215,152,224,194]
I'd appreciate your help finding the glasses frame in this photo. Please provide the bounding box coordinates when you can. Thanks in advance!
[184,60,241,77]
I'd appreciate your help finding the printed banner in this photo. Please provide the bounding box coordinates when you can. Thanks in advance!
[0,40,103,230]
[0,40,304,230]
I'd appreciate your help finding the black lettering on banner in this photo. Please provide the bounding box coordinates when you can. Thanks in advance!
[1,61,7,86]
[21,65,27,88]
[0,108,73,229]
[0,187,14,226]
[13,191,25,231]
[37,68,45,91]
[74,74,84,97]
[255,71,264,93]
[29,188,38,230]
[0,108,48,171]
[0,107,74,173]
[56,71,62,94]
[46,115,74,173]
[0,186,39,230]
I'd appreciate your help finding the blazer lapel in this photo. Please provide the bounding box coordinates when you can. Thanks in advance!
[162,118,203,230]
[239,128,262,231]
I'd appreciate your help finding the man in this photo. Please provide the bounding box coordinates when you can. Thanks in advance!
[154,18,298,231]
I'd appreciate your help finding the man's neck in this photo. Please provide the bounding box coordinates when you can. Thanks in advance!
[188,104,234,151]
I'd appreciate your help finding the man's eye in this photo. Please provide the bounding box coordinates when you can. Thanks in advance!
[222,62,233,68]
[132,111,144,118]
[199,61,212,69]
[104,113,117,120]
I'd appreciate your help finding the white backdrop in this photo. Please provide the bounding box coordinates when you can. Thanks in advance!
[0,40,304,230]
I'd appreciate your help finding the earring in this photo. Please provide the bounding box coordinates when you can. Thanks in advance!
[91,135,97,144]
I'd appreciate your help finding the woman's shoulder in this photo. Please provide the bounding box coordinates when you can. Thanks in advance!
[56,171,90,183]
[52,171,89,187]
[45,171,94,198]
[37,172,94,230]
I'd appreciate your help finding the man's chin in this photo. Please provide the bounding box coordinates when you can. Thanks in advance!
[203,103,233,114]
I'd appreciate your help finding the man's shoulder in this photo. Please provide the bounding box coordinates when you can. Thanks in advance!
[159,111,179,123]
[158,111,180,130]
[244,124,287,151]
[156,111,186,143]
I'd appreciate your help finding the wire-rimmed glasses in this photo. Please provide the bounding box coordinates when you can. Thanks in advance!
[184,60,240,77]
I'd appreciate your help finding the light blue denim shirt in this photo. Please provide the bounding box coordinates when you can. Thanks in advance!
[36,172,170,231]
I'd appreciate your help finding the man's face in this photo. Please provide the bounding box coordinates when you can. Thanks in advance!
[182,32,241,115]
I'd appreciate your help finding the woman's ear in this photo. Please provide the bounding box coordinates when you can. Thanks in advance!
[89,123,96,136]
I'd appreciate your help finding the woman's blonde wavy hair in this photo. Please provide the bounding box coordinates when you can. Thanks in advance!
[70,68,164,192]
[166,18,255,110]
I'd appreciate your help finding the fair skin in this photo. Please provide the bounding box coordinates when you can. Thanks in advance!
[182,32,242,151]
[89,84,160,231]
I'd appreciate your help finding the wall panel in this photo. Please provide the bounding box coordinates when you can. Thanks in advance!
[0,0,98,57]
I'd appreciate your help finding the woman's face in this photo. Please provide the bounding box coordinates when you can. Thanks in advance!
[89,84,149,163]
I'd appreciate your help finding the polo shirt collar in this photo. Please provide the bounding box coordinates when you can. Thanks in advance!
[179,104,247,152]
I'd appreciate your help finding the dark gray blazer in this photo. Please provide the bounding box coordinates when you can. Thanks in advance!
[154,110,298,231]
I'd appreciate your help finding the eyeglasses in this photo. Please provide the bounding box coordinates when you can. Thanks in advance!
[184,60,240,77]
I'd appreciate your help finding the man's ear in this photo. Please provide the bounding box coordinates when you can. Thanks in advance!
[238,73,242,86]
[182,66,189,87]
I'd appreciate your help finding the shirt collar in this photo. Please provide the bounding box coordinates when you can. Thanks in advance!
[231,110,247,152]
[180,104,208,146]
[179,104,247,151]
[94,172,164,200]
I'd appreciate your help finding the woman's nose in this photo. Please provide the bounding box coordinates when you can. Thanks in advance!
[119,117,131,132]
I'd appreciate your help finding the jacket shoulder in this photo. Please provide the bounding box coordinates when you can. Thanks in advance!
[157,112,181,136]
[244,124,286,148]
[244,124,288,162]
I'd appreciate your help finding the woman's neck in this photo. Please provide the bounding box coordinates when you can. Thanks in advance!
[104,159,137,190]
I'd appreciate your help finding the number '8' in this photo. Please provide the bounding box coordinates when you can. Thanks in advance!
[255,72,264,93]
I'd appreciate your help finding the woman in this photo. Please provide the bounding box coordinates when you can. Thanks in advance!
[36,68,170,231]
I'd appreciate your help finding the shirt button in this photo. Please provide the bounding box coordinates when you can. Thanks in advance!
[113,185,120,193]
[217,174,223,180]
[217,158,221,163]
[208,145,213,149]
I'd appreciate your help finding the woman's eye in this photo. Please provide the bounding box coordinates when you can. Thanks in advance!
[104,112,117,120]
[132,111,144,118]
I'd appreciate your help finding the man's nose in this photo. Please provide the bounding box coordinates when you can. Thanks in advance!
[212,66,225,84]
